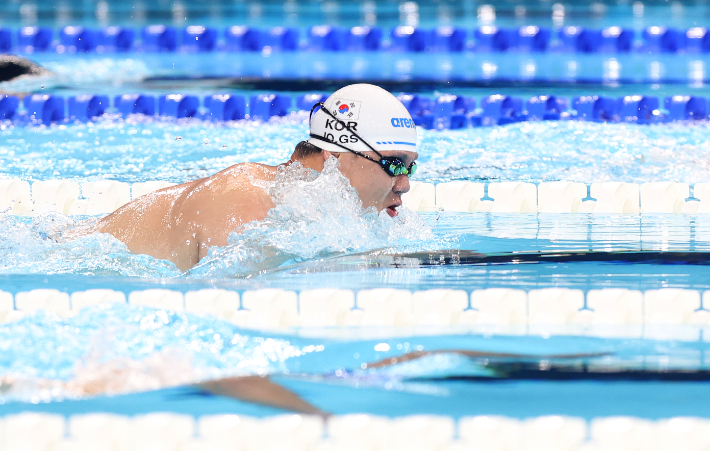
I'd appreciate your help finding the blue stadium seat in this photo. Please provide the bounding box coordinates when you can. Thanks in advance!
[182,26,217,52]
[114,94,156,116]
[68,95,109,121]
[664,95,707,121]
[204,95,246,121]
[141,25,177,52]
[99,27,135,52]
[17,27,52,52]
[25,95,64,124]
[573,96,617,122]
[250,94,292,121]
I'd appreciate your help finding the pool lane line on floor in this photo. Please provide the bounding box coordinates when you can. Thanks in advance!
[398,249,710,266]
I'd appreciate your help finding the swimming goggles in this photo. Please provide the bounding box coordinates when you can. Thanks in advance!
[309,102,417,178]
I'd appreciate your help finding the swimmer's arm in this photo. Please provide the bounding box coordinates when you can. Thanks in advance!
[362,350,611,369]
[197,376,327,417]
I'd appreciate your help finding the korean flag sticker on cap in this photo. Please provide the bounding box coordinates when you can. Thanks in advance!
[331,98,361,121]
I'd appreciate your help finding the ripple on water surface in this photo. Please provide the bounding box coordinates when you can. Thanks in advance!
[1,118,710,184]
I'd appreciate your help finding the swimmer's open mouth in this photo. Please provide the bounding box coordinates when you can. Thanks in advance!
[386,203,401,217]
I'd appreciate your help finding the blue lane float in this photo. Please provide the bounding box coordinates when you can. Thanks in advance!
[225,26,263,52]
[0,28,11,53]
[182,26,217,52]
[481,95,523,125]
[685,27,710,53]
[642,26,685,53]
[347,26,383,51]
[296,94,327,111]
[434,94,476,129]
[573,96,617,122]
[309,26,348,52]
[7,92,710,127]
[526,96,569,120]
[433,27,467,52]
[249,94,291,121]
[618,95,660,124]
[518,26,551,52]
[68,95,109,121]
[602,27,634,52]
[267,27,299,51]
[474,26,516,52]
[396,94,434,128]
[204,94,246,121]
[0,95,19,120]
[159,94,199,118]
[141,25,177,52]
[60,26,99,53]
[100,27,134,52]
[114,94,156,116]
[391,26,432,52]
[664,95,707,121]
[24,94,64,124]
[6,24,710,54]
[17,27,52,52]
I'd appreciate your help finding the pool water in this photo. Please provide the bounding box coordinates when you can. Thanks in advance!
[3,1,710,431]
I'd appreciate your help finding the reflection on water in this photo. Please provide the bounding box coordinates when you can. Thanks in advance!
[2,303,710,404]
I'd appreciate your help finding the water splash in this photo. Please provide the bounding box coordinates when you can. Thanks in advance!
[189,157,439,278]
[0,159,439,278]
[0,304,309,403]
[0,213,180,277]
[0,58,151,93]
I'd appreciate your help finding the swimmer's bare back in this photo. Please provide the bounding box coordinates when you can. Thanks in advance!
[94,163,278,271]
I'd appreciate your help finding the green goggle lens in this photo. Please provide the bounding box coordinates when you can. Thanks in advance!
[382,159,417,178]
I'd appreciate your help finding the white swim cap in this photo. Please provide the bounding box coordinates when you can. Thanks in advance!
[308,83,418,155]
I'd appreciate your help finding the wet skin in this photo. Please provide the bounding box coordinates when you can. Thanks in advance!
[94,149,417,271]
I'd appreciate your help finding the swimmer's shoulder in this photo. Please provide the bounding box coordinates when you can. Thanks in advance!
[179,162,277,217]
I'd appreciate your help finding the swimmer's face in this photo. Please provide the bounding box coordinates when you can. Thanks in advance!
[331,150,417,217]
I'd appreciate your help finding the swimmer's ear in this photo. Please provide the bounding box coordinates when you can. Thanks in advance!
[322,150,338,160]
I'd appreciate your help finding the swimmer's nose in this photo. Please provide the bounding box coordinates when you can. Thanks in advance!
[393,174,410,195]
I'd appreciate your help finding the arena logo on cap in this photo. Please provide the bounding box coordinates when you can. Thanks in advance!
[330,98,361,120]
[391,117,415,128]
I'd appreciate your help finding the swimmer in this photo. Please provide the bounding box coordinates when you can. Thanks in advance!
[0,54,49,87]
[0,348,605,416]
[91,84,418,271]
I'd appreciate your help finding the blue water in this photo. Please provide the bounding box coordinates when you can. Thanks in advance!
[1,303,709,409]
[3,118,710,184]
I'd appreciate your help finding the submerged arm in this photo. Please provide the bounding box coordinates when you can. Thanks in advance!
[198,376,327,416]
